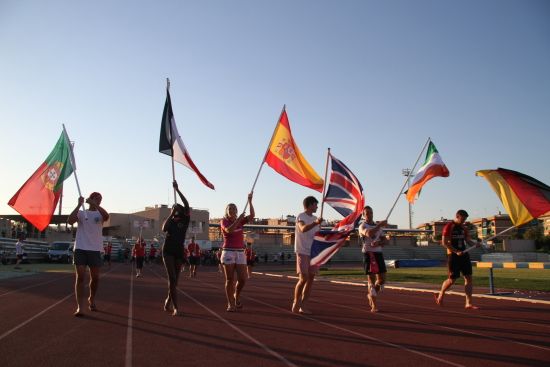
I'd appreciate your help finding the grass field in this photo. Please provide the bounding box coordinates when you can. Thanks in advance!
[319,266,550,292]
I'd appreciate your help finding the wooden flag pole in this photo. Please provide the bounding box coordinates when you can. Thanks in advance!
[242,104,286,214]
[385,137,431,222]
[166,78,177,204]
[319,148,331,220]
[62,124,87,219]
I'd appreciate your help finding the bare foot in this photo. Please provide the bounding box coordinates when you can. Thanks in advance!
[299,307,312,315]
[172,309,182,316]
[291,302,300,314]
[465,305,479,310]
[434,293,443,306]
[74,309,84,317]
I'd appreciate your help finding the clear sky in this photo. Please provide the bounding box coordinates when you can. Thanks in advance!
[1,0,549,229]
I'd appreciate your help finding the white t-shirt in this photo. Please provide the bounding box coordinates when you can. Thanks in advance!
[358,221,383,253]
[74,210,104,251]
[15,241,24,255]
[294,212,319,256]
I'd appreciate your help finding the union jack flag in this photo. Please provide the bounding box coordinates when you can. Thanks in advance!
[310,154,364,266]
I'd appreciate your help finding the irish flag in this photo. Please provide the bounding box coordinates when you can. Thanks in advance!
[8,132,75,231]
[406,141,449,203]
[264,107,324,192]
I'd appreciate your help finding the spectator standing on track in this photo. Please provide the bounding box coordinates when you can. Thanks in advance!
[133,237,146,278]
[358,206,388,313]
[187,235,200,278]
[103,241,112,268]
[161,181,190,316]
[14,236,25,269]
[220,193,255,312]
[292,196,322,315]
[245,242,256,279]
[149,244,157,264]
[68,192,109,317]
[435,209,481,309]
[216,248,223,273]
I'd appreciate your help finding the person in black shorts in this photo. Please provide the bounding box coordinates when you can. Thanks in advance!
[358,206,388,313]
[161,180,190,316]
[435,209,481,309]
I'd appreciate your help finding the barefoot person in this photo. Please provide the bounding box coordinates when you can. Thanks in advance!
[358,206,388,313]
[292,196,323,314]
[435,209,481,309]
[67,192,109,316]
[220,194,254,312]
[161,181,190,316]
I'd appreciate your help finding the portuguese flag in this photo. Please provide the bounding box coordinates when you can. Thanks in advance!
[8,132,75,231]
[264,107,324,192]
[406,141,450,203]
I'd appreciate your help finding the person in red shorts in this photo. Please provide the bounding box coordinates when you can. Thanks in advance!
[149,244,157,264]
[244,242,256,279]
[133,237,146,278]
[187,236,200,278]
[103,241,112,268]
[435,209,481,309]
[220,193,255,312]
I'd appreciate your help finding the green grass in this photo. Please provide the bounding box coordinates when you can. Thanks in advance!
[318,266,550,292]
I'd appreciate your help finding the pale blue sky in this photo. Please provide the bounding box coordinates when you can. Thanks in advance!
[1,0,549,228]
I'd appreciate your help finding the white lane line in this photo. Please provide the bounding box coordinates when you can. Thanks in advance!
[0,294,73,341]
[260,273,550,352]
[241,283,466,367]
[125,266,134,367]
[151,269,298,367]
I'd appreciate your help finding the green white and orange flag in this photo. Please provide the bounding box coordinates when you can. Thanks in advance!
[264,108,323,192]
[406,141,450,203]
[8,132,75,231]
[476,168,550,227]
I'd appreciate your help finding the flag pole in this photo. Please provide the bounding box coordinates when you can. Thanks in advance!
[385,137,431,222]
[166,78,177,204]
[463,224,517,253]
[319,148,331,220]
[242,104,286,214]
[62,124,87,219]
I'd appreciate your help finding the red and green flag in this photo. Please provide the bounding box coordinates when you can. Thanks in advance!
[476,168,550,227]
[8,132,75,231]
[406,141,450,203]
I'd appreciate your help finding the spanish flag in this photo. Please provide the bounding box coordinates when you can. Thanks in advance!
[264,107,323,192]
[476,168,550,226]
[406,141,450,203]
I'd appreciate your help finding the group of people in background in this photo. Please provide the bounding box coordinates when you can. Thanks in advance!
[68,181,481,317]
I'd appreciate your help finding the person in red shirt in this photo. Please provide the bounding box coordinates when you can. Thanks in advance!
[133,237,146,278]
[435,209,481,309]
[187,236,200,278]
[149,244,157,264]
[103,241,113,268]
[245,242,256,279]
[220,193,254,312]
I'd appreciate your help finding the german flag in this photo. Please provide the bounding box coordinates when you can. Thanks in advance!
[476,168,550,226]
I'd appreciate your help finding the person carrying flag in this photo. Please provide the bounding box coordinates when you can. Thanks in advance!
[68,192,109,316]
[220,194,255,312]
[161,181,190,316]
[435,209,481,309]
[292,196,323,315]
[358,206,388,313]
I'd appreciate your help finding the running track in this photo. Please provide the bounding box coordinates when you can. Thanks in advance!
[0,264,549,367]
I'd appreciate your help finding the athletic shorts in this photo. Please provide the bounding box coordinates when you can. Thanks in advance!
[103,254,111,261]
[189,256,200,265]
[74,249,102,267]
[447,253,472,279]
[363,252,387,274]
[136,256,144,269]
[296,254,319,276]
[221,250,246,265]
[246,260,255,267]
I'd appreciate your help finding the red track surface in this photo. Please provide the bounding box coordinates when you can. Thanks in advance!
[1,264,549,367]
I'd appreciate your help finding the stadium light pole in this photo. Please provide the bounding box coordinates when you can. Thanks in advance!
[402,168,413,229]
